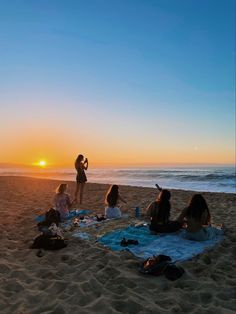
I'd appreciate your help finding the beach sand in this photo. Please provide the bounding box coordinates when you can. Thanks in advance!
[0,176,235,314]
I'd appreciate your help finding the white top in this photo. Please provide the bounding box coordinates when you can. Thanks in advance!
[105,206,121,219]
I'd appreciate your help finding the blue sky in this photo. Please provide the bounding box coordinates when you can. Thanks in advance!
[0,0,235,166]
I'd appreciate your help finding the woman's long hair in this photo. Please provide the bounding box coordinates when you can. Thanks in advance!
[105,185,119,207]
[186,194,211,223]
[75,154,83,170]
[56,183,67,194]
[152,189,171,224]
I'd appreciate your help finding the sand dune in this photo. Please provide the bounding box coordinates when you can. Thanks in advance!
[0,176,235,313]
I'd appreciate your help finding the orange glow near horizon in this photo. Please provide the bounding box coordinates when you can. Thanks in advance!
[0,121,234,167]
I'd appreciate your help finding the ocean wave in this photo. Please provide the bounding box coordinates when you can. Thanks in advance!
[0,166,235,193]
[178,174,235,182]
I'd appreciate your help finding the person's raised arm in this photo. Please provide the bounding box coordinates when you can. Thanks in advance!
[83,158,88,170]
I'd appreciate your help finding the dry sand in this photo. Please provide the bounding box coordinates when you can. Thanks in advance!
[0,176,235,314]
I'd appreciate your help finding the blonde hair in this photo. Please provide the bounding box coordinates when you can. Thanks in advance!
[56,183,68,194]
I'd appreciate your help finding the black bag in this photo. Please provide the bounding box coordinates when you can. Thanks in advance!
[31,234,67,250]
[140,255,185,280]
[164,264,185,281]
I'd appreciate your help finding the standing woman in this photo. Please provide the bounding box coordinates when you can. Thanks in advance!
[74,154,88,205]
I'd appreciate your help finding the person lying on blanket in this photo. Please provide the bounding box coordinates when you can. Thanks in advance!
[146,189,181,233]
[177,194,223,241]
[105,184,127,219]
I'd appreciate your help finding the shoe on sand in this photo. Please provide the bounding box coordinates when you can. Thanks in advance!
[36,249,44,257]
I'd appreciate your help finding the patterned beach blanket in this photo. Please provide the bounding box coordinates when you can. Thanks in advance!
[98,225,224,262]
[35,209,93,223]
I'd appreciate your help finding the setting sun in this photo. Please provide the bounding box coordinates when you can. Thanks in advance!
[33,160,47,167]
[39,160,46,167]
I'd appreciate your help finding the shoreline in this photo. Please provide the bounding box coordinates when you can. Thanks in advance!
[0,174,235,195]
[0,164,235,194]
[0,176,236,313]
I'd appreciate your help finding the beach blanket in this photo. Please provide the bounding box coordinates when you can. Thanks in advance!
[72,231,91,240]
[67,209,93,219]
[35,209,93,223]
[61,213,129,230]
[99,225,224,262]
[59,216,97,232]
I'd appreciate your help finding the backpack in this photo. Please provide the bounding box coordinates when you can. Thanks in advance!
[37,208,61,230]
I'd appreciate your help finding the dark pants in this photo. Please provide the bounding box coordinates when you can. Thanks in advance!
[150,221,181,233]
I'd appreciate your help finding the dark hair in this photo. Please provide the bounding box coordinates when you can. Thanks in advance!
[153,189,171,224]
[75,154,84,170]
[105,185,119,207]
[186,194,211,223]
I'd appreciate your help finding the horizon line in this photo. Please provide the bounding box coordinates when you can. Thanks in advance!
[0,162,235,169]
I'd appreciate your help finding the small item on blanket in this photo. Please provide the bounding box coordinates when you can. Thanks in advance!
[140,255,171,276]
[73,218,80,226]
[96,214,106,222]
[164,264,185,281]
[120,238,139,247]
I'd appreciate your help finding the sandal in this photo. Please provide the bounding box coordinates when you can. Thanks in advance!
[120,238,139,246]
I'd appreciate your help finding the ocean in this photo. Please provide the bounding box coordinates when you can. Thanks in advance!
[0,166,235,194]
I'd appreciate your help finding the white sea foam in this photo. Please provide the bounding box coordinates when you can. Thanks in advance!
[0,166,235,193]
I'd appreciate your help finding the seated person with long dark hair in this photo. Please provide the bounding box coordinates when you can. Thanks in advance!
[105,184,127,219]
[177,194,223,241]
[146,189,181,233]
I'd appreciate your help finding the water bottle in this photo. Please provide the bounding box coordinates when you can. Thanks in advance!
[135,206,140,218]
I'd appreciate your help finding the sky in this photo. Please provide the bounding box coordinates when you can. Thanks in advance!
[0,0,235,167]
